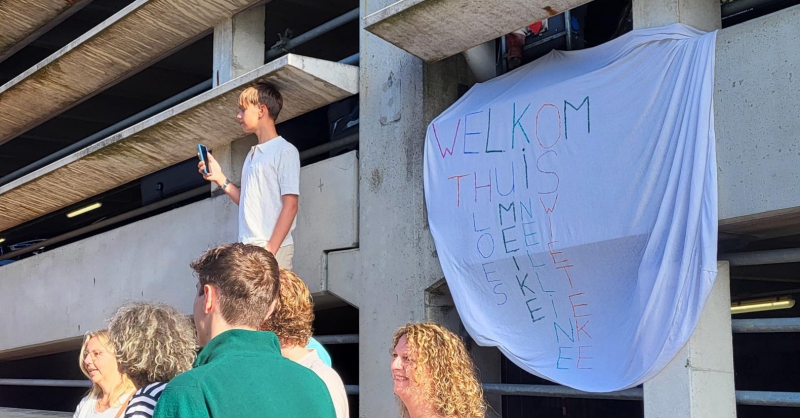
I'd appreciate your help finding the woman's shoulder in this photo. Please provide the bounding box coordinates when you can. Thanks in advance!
[123,383,166,418]
[135,382,167,399]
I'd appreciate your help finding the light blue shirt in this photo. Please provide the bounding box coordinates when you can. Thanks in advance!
[306,337,332,367]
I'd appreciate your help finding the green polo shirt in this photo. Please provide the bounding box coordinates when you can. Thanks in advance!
[152,329,336,418]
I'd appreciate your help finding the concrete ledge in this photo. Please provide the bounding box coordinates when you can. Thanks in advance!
[0,0,91,63]
[0,54,359,232]
[0,408,71,418]
[0,336,82,362]
[327,248,363,309]
[0,0,264,145]
[363,0,592,62]
[716,5,800,237]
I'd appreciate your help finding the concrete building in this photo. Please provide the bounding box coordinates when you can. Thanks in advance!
[0,0,798,417]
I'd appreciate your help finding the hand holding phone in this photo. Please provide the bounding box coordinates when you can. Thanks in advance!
[198,144,210,175]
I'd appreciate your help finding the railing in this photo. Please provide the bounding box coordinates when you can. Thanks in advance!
[732,318,800,333]
[313,334,359,345]
[720,248,800,266]
[265,9,359,61]
[1,380,796,406]
[483,384,643,400]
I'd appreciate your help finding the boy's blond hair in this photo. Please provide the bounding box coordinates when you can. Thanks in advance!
[238,82,283,121]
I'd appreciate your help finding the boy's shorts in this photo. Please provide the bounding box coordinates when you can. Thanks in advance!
[275,244,294,270]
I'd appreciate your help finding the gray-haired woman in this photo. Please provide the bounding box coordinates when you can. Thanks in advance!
[108,302,197,418]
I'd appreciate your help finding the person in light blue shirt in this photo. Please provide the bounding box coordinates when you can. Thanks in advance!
[307,337,332,367]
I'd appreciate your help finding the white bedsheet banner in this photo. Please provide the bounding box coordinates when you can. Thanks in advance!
[423,24,718,391]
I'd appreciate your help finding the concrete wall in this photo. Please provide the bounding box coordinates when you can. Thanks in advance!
[294,151,359,297]
[0,151,358,358]
[716,5,800,236]
[0,196,236,358]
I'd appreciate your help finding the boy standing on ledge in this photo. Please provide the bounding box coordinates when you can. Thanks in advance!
[198,82,300,269]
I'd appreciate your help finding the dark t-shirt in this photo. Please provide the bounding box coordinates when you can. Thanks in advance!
[124,382,167,418]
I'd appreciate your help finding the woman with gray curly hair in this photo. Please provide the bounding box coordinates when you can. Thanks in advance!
[108,302,197,418]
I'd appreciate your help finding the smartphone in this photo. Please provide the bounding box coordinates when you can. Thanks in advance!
[198,144,210,175]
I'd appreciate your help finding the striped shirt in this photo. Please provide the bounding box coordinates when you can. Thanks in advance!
[123,382,167,418]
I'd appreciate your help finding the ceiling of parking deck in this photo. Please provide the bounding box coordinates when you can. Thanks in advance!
[0,0,211,179]
[0,0,358,180]
[0,0,357,249]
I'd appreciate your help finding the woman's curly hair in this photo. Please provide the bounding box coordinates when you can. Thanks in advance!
[108,302,197,388]
[393,323,487,418]
[259,268,314,346]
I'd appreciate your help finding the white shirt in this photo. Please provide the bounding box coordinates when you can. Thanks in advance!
[238,136,300,248]
[297,349,349,418]
[73,396,124,418]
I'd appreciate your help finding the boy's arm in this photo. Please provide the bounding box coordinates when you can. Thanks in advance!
[266,194,298,254]
[198,152,241,205]
[152,384,210,418]
[266,146,300,255]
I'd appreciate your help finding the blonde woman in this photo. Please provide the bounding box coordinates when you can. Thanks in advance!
[74,331,136,418]
[107,301,197,418]
[391,323,487,418]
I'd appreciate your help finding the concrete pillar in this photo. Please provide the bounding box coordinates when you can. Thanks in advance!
[211,6,264,189]
[643,261,736,418]
[633,0,721,31]
[634,2,728,416]
[353,2,494,415]
[213,6,266,87]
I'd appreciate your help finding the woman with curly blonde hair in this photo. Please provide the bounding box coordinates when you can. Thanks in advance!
[391,323,487,418]
[260,268,349,418]
[107,302,197,418]
[74,330,136,418]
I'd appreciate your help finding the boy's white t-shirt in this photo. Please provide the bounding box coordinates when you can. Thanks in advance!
[238,136,300,248]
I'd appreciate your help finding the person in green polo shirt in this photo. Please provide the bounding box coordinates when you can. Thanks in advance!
[152,243,335,418]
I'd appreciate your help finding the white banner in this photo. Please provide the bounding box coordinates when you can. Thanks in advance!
[424,24,718,391]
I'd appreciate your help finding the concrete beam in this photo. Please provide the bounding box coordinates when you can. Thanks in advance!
[0,154,359,357]
[0,55,359,232]
[363,0,593,62]
[0,0,265,146]
[716,5,800,237]
[0,0,92,64]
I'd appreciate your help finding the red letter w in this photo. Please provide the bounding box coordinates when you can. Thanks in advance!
[431,119,461,158]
